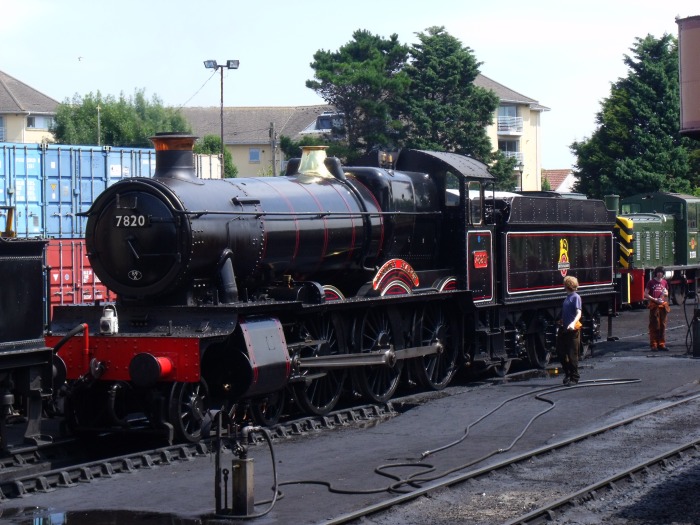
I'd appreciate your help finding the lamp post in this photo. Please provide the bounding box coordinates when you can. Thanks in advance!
[204,59,240,159]
[517,161,525,191]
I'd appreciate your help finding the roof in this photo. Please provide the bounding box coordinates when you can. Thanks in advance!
[541,169,574,192]
[179,105,335,145]
[396,149,493,180]
[474,74,549,112]
[180,74,548,146]
[0,70,59,115]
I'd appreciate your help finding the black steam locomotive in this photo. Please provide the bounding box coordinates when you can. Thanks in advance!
[0,217,55,452]
[47,134,617,442]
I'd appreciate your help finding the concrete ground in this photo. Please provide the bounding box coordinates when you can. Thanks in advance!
[1,303,699,525]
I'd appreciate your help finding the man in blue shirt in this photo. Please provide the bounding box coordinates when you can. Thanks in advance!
[557,275,582,385]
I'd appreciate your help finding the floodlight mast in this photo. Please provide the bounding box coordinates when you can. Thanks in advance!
[204,59,240,160]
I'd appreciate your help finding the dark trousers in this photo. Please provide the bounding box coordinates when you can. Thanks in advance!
[556,328,580,382]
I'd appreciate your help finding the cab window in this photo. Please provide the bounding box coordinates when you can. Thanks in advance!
[663,202,683,219]
[445,172,460,207]
[468,181,482,225]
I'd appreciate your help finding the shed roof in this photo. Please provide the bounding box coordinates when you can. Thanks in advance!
[180,74,548,146]
[179,105,333,145]
[0,70,59,115]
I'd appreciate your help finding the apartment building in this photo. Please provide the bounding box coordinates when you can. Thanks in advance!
[0,71,58,144]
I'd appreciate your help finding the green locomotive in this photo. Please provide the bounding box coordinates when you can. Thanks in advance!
[619,192,700,305]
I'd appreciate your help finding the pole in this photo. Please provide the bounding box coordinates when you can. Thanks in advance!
[219,66,225,160]
[270,122,276,176]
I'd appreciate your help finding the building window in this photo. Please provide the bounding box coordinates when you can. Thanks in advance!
[497,105,523,134]
[0,116,4,141]
[498,140,522,162]
[27,116,53,130]
[249,148,261,163]
[498,105,517,118]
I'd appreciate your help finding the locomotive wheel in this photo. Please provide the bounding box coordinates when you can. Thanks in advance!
[292,315,347,416]
[352,308,403,403]
[411,303,459,390]
[526,332,551,369]
[168,380,210,443]
[250,389,285,427]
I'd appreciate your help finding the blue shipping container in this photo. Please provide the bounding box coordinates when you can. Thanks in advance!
[0,142,157,238]
[0,144,44,236]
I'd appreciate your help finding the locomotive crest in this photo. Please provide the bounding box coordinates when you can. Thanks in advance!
[558,238,570,277]
[372,258,419,294]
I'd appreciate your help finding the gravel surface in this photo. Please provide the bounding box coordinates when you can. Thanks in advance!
[353,399,700,524]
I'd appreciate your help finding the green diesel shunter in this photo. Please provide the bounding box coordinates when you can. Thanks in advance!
[620,192,700,304]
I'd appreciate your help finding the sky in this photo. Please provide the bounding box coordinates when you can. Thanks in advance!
[2,0,698,169]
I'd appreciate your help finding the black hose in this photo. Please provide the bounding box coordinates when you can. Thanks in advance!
[273,378,641,499]
[684,291,698,354]
[50,323,87,354]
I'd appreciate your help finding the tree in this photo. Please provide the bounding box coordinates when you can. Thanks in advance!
[306,29,410,158]
[400,26,498,162]
[305,27,517,188]
[571,34,700,198]
[488,150,519,191]
[52,89,191,147]
[193,135,238,178]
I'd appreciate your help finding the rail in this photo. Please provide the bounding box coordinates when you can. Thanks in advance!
[318,387,700,525]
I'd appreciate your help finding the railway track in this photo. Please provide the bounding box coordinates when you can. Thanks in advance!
[317,384,700,525]
[0,402,395,501]
[504,437,700,524]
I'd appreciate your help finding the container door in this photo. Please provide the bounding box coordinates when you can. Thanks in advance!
[13,145,44,237]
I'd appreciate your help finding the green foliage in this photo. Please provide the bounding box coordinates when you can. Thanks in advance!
[541,177,552,191]
[571,34,700,198]
[488,151,519,191]
[306,26,499,166]
[52,89,191,147]
[400,27,498,161]
[306,29,410,154]
[193,135,238,178]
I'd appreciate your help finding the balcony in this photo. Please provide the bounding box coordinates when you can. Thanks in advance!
[502,151,523,163]
[497,116,523,135]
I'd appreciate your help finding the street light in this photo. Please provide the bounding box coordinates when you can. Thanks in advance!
[204,59,240,159]
[517,161,525,191]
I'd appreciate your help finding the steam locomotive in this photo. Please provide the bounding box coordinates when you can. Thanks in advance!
[0,216,55,452]
[46,134,617,443]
